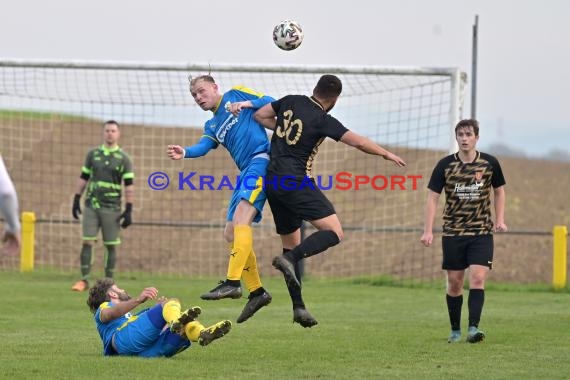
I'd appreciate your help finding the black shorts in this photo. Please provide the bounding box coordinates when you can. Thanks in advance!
[266,176,336,235]
[442,235,494,270]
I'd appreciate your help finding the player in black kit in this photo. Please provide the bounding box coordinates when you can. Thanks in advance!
[254,74,406,327]
[421,119,507,343]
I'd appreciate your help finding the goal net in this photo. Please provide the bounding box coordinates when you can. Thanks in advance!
[0,59,466,284]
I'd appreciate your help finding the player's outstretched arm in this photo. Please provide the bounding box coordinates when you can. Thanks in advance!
[100,287,158,323]
[254,104,277,130]
[0,156,21,255]
[227,101,252,116]
[0,156,20,231]
[1,231,20,256]
[383,151,407,167]
[166,145,185,160]
[168,138,218,160]
[340,131,406,167]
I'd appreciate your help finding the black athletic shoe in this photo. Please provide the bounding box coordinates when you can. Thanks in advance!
[236,290,272,323]
[169,306,202,335]
[272,256,301,290]
[293,307,318,328]
[200,281,242,300]
[198,320,232,346]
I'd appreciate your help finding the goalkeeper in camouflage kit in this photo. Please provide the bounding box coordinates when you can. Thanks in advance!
[71,120,135,291]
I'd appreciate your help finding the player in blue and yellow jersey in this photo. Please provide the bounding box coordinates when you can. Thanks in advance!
[167,75,273,323]
[71,120,135,292]
[87,278,231,357]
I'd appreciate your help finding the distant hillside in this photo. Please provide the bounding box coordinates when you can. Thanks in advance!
[486,142,570,162]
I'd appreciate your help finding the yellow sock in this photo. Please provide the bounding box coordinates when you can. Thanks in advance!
[226,225,252,280]
[162,299,181,324]
[184,321,205,342]
[241,249,262,292]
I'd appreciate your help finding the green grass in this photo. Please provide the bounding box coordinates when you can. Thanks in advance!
[0,271,569,380]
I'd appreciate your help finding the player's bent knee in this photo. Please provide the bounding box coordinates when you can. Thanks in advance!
[446,277,464,293]
[447,284,463,294]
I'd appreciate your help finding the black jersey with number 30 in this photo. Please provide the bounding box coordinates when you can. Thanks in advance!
[267,95,348,179]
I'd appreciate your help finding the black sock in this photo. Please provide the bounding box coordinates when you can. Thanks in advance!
[250,287,266,297]
[294,259,304,284]
[286,230,340,262]
[468,289,485,328]
[283,248,305,308]
[446,294,463,331]
[225,279,241,287]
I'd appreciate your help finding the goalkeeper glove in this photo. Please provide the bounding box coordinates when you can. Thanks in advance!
[118,203,133,229]
[72,194,82,219]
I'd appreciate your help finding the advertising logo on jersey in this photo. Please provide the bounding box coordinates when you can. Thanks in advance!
[215,106,239,143]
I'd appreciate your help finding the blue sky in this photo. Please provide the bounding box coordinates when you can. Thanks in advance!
[2,0,568,157]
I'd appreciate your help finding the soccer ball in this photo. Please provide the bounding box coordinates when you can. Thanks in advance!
[273,20,304,51]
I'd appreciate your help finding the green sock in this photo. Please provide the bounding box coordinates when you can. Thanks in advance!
[104,245,117,278]
[80,244,93,280]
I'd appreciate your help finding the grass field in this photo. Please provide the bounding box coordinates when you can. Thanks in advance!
[0,271,569,380]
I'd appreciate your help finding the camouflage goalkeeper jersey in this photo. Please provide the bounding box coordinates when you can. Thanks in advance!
[81,145,134,211]
[427,151,505,236]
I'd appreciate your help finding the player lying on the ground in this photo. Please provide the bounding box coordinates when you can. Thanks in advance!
[87,278,232,357]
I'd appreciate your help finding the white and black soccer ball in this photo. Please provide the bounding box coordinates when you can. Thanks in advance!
[273,20,304,51]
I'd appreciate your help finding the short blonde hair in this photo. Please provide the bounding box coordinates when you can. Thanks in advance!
[189,74,216,87]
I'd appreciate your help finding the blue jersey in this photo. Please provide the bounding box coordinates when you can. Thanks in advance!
[197,86,273,171]
[94,301,134,356]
